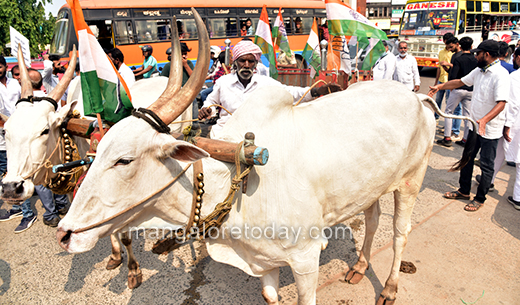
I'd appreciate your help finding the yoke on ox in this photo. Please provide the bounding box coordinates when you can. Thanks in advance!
[57,9,475,305]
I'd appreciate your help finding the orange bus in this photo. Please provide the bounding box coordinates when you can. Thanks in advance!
[49,0,327,70]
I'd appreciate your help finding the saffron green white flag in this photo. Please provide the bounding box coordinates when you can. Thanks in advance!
[254,5,278,79]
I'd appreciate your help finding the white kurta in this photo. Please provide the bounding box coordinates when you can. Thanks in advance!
[393,54,420,90]
[504,69,520,162]
[373,53,397,81]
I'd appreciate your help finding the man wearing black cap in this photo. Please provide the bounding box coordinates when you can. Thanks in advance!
[428,40,511,212]
[161,42,193,86]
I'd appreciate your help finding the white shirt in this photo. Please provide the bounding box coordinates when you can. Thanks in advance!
[204,73,313,136]
[0,77,21,150]
[393,54,421,90]
[504,69,520,162]
[461,63,511,139]
[255,63,270,77]
[119,63,136,88]
[373,53,397,81]
[42,59,60,94]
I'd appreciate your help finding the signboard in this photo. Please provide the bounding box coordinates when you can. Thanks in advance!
[482,2,490,12]
[367,0,390,3]
[373,19,391,29]
[392,9,404,17]
[405,1,457,11]
[10,26,30,67]
[392,0,408,4]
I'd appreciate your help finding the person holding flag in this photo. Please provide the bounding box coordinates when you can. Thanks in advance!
[254,5,278,79]
[272,8,297,69]
[197,40,341,138]
[67,0,133,125]
[325,0,388,72]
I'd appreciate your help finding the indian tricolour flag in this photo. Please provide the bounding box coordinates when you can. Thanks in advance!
[326,0,388,71]
[254,5,278,79]
[272,8,293,57]
[301,18,321,78]
[67,0,132,123]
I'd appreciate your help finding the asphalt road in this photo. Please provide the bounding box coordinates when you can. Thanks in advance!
[1,69,518,305]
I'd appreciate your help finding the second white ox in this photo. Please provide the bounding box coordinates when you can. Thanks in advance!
[56,70,466,303]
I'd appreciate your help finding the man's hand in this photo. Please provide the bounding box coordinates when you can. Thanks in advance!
[414,85,420,92]
[314,83,342,97]
[428,84,441,97]
[503,126,512,142]
[198,107,213,120]
[476,118,487,136]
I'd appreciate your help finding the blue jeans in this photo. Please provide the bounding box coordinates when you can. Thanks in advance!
[452,103,462,135]
[11,199,34,218]
[200,87,214,103]
[435,82,450,119]
[34,185,69,221]
[0,150,7,176]
[459,130,499,203]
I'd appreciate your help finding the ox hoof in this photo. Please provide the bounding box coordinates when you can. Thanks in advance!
[106,257,123,270]
[128,270,143,289]
[376,295,396,305]
[345,268,365,285]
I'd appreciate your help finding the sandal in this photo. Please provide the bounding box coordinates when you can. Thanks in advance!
[464,200,484,212]
[443,190,470,200]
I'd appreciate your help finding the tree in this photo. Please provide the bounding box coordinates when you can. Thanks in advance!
[0,0,56,58]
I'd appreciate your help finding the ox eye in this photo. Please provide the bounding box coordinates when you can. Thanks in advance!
[115,159,133,166]
[41,129,50,136]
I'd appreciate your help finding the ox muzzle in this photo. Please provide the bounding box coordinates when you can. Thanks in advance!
[0,179,34,202]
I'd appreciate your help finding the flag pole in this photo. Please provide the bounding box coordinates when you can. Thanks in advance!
[96,113,105,138]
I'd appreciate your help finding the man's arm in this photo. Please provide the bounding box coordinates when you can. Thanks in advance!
[428,79,465,97]
[42,55,53,83]
[134,65,152,77]
[478,101,506,136]
[412,58,421,92]
[198,80,221,120]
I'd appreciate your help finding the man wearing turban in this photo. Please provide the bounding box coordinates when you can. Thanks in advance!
[198,40,341,138]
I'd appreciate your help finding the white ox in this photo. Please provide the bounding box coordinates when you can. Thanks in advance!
[1,38,194,289]
[56,76,472,304]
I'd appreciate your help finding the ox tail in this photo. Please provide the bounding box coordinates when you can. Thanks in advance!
[416,94,477,172]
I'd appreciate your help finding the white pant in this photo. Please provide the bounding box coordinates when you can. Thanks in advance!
[492,137,520,201]
[444,89,472,139]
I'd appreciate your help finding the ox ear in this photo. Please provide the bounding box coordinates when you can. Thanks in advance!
[161,138,210,163]
[51,101,78,126]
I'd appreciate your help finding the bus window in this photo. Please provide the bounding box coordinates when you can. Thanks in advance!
[135,19,170,42]
[239,18,258,36]
[88,21,114,50]
[459,10,465,33]
[50,17,69,54]
[182,19,198,39]
[510,3,517,14]
[114,20,135,44]
[476,1,482,12]
[284,17,292,34]
[293,17,312,35]
[491,2,499,12]
[467,1,475,12]
[207,18,238,38]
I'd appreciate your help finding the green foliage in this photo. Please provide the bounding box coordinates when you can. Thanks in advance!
[0,0,57,58]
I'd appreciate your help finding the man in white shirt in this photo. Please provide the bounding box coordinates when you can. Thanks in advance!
[428,40,510,212]
[0,55,20,174]
[393,41,421,91]
[107,48,136,88]
[42,54,66,95]
[198,40,341,138]
[372,40,396,81]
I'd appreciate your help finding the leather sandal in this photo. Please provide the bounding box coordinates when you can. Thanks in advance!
[443,190,470,200]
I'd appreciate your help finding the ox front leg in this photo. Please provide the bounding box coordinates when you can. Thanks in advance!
[261,268,280,305]
[121,232,143,289]
[377,189,416,305]
[346,200,381,285]
[106,234,123,270]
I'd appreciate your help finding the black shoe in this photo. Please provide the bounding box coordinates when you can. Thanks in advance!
[507,196,520,210]
[436,138,452,147]
[507,161,516,167]
[455,140,466,147]
[58,205,69,216]
[43,216,61,227]
[476,174,495,192]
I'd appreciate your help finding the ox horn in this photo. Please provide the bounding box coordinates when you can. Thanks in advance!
[148,7,210,125]
[48,45,77,103]
[17,44,33,99]
[147,16,183,113]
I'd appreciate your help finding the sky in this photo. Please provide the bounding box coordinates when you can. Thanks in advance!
[44,0,67,17]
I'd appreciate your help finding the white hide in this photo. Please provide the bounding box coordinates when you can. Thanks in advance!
[59,80,436,303]
[2,101,89,200]
[67,76,193,133]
